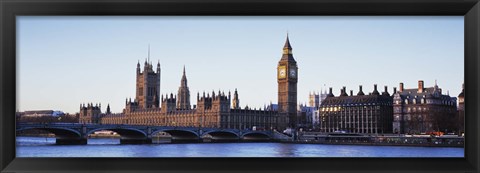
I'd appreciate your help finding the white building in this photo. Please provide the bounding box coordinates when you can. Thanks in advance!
[309,90,328,129]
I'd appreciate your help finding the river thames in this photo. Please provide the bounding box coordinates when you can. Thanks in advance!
[16,137,464,157]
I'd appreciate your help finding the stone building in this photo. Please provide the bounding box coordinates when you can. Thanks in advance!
[392,80,457,134]
[136,58,161,109]
[309,90,327,109]
[80,37,298,131]
[82,63,281,130]
[457,83,464,135]
[318,85,394,134]
[298,104,315,129]
[310,90,328,128]
[79,103,102,124]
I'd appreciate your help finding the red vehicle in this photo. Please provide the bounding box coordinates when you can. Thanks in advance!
[426,131,444,136]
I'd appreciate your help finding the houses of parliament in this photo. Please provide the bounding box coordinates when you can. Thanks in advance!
[79,36,298,131]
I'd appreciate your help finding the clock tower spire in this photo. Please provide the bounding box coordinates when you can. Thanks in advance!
[277,34,298,130]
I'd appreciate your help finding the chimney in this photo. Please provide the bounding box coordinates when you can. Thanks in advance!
[382,86,390,96]
[357,85,365,95]
[327,87,334,97]
[418,80,424,93]
[350,90,353,96]
[399,83,404,92]
[372,84,380,95]
[340,86,348,96]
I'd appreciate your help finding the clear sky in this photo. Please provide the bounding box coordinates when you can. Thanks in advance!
[17,16,464,114]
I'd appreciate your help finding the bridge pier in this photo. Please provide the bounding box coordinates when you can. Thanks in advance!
[56,138,87,145]
[120,138,152,144]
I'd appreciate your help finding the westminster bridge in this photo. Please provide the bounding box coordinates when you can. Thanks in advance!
[16,123,274,145]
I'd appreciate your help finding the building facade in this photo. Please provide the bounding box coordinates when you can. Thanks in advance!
[79,37,298,131]
[457,83,464,134]
[79,104,102,124]
[310,90,328,128]
[392,80,458,134]
[136,59,161,109]
[318,85,394,134]
[298,104,315,129]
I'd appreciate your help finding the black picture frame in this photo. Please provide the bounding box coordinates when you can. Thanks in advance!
[1,0,479,172]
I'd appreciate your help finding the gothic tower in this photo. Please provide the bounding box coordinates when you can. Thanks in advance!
[232,88,240,109]
[177,66,191,110]
[135,46,161,109]
[277,34,298,129]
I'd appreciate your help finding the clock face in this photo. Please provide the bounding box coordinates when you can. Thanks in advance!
[290,69,296,78]
[278,66,286,78]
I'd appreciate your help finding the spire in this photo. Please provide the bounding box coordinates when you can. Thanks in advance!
[183,65,186,75]
[106,104,111,114]
[148,44,151,65]
[284,32,292,49]
[180,65,188,87]
[280,33,296,62]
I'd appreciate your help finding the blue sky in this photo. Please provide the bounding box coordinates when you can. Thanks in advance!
[17,16,464,114]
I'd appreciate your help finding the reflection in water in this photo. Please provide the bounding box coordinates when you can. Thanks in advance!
[16,137,464,157]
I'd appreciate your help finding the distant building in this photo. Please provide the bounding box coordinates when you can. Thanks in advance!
[20,110,64,117]
[457,83,464,134]
[318,85,394,134]
[309,90,327,108]
[310,90,328,129]
[79,36,298,131]
[79,104,102,124]
[392,80,457,134]
[298,104,315,128]
[80,63,280,130]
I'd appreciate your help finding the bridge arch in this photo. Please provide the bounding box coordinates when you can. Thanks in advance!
[16,127,84,145]
[88,127,149,144]
[202,130,240,142]
[152,129,200,143]
[17,127,82,138]
[241,132,272,141]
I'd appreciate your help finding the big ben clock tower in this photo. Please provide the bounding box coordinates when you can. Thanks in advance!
[277,35,298,129]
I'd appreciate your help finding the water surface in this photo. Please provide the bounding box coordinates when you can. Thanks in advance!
[16,137,464,157]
